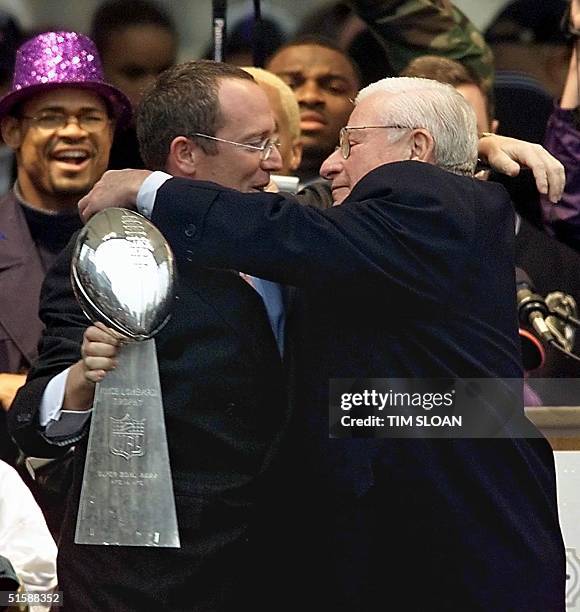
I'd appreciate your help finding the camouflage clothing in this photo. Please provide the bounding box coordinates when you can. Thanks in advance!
[349,0,494,95]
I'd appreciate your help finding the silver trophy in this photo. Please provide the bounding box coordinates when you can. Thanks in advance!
[71,208,180,547]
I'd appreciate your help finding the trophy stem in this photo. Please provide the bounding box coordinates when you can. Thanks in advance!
[75,339,180,547]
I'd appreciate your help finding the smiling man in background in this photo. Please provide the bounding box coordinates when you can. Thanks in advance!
[0,32,129,467]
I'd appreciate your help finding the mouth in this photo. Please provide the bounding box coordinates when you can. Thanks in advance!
[331,184,349,202]
[51,149,92,170]
[300,111,326,132]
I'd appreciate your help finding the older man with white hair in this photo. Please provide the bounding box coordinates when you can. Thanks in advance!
[51,77,569,610]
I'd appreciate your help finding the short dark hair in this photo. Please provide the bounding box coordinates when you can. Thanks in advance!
[90,0,176,55]
[136,60,255,170]
[267,36,362,89]
[401,55,494,121]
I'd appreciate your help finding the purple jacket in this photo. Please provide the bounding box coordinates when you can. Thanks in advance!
[542,105,580,250]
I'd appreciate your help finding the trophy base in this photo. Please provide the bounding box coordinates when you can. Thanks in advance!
[75,340,180,547]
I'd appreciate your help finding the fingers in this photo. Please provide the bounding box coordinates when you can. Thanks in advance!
[482,136,566,204]
[81,324,123,383]
[77,171,121,223]
[487,151,521,178]
[517,144,565,204]
[77,183,103,223]
[77,193,90,223]
[93,321,129,343]
[78,169,151,223]
[543,156,565,204]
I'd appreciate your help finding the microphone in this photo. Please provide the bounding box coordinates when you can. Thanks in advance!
[515,268,555,344]
[545,291,577,352]
[212,0,227,62]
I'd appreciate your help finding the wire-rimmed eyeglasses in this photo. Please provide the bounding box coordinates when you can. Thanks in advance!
[190,132,281,161]
[339,125,413,159]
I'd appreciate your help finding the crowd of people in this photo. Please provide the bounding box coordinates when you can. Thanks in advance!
[0,0,578,610]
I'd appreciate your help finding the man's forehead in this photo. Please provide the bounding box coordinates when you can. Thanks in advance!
[348,92,392,125]
[269,44,357,82]
[217,78,275,134]
[23,87,108,112]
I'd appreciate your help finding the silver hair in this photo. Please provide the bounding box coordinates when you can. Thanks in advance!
[356,77,478,176]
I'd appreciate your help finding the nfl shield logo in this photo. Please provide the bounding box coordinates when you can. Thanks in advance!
[109,414,146,461]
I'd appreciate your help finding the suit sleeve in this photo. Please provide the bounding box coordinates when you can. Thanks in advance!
[151,165,487,306]
[8,237,90,458]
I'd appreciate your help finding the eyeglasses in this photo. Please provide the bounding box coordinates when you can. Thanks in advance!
[190,132,280,161]
[20,111,111,133]
[339,125,413,159]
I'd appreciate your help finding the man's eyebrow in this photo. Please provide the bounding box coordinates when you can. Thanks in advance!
[275,70,351,82]
[319,73,351,82]
[240,128,273,141]
[274,70,303,78]
[33,105,104,113]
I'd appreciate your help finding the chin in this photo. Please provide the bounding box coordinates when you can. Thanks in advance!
[51,179,94,198]
[52,165,102,190]
[302,137,333,158]
[331,189,348,206]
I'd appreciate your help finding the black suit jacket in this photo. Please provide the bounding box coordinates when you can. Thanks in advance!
[148,161,565,611]
[8,234,288,612]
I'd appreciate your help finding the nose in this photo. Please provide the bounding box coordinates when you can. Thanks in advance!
[320,148,343,180]
[57,116,87,137]
[261,143,283,173]
[295,79,324,106]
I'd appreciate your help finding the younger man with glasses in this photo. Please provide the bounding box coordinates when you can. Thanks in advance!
[10,60,289,611]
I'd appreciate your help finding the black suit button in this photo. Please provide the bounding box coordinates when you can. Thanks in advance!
[184,224,197,238]
[225,402,237,415]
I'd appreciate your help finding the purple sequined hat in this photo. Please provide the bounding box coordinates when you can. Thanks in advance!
[0,31,131,126]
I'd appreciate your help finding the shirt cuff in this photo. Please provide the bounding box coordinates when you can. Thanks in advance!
[136,171,172,218]
[39,368,92,439]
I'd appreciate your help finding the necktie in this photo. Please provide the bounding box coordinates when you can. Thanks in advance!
[240,273,285,356]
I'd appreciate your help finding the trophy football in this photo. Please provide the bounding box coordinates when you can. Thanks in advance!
[71,208,180,547]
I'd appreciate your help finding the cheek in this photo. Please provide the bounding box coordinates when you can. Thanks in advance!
[20,135,47,169]
[95,132,113,159]
[346,159,370,186]
[327,99,353,126]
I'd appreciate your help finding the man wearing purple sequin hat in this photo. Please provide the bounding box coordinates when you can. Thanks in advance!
[0,32,131,417]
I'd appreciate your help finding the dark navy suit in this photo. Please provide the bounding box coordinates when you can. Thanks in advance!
[9,232,288,611]
[148,161,565,611]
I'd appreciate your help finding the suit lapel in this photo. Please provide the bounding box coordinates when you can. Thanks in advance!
[0,193,45,368]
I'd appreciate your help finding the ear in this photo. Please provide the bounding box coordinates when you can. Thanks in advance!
[167,136,197,176]
[409,128,435,163]
[289,138,303,172]
[1,116,23,150]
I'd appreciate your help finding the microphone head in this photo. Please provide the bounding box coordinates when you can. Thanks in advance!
[519,328,545,371]
[515,267,549,322]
